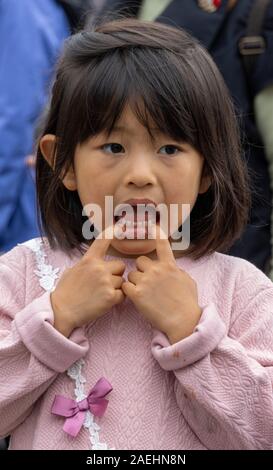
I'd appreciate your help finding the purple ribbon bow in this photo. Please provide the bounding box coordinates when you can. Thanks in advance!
[51,377,113,437]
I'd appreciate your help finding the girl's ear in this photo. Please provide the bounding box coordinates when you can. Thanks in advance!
[39,134,77,191]
[199,164,212,194]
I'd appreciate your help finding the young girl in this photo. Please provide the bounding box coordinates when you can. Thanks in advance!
[0,18,273,451]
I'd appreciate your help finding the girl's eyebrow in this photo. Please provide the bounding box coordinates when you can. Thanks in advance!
[106,127,185,143]
[103,126,133,136]
[110,126,128,132]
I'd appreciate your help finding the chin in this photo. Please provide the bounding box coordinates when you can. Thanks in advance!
[111,238,156,255]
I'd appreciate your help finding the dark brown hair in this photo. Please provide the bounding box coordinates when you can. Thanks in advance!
[36,18,250,258]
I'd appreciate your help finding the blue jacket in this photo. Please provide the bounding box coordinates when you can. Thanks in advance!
[0,0,70,251]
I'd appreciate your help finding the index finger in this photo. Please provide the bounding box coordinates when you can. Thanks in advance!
[84,224,115,260]
[155,224,175,262]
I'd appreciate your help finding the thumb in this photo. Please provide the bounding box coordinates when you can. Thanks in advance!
[122,281,137,299]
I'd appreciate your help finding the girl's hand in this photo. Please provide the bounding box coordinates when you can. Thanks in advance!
[122,226,202,344]
[51,226,126,337]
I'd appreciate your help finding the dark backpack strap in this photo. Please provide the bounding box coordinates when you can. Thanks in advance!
[239,0,271,81]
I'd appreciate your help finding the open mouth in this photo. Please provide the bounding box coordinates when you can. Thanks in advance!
[113,204,160,234]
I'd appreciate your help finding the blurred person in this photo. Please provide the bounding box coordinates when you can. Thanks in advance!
[0,0,93,253]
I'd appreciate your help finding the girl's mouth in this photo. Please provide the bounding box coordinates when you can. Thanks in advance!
[113,204,160,238]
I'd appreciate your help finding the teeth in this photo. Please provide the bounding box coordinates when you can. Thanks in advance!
[115,219,156,227]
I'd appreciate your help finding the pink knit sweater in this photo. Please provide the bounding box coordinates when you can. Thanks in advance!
[0,238,273,450]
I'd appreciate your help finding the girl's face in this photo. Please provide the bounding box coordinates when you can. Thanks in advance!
[42,105,210,259]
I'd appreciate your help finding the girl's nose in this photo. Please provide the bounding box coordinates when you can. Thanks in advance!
[123,155,157,187]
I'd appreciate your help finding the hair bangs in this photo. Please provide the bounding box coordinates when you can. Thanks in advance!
[123,46,198,145]
[71,50,131,142]
[68,45,199,145]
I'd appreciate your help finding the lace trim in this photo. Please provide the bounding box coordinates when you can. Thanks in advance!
[21,238,111,450]
[67,359,112,450]
[20,239,59,292]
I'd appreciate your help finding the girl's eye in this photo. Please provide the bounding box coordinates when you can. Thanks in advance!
[102,143,125,154]
[158,145,180,156]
